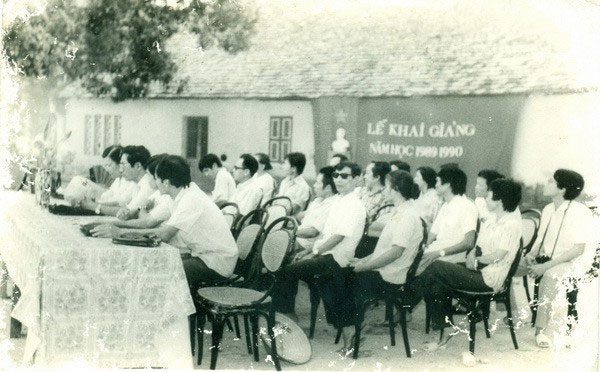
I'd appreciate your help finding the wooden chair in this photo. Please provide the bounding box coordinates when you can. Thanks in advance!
[352,218,428,359]
[220,202,241,236]
[519,208,541,314]
[262,196,293,229]
[196,216,298,370]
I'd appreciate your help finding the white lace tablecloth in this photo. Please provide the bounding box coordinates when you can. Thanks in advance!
[0,191,195,368]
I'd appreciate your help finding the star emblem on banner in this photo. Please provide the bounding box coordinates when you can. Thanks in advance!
[335,109,348,124]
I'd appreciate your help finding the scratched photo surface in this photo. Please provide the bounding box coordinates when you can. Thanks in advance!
[1,0,599,370]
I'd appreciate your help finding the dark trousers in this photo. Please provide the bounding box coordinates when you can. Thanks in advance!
[349,271,398,325]
[273,254,351,327]
[415,260,493,330]
[181,255,226,298]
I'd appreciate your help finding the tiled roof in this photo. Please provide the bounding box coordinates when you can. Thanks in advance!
[68,0,600,99]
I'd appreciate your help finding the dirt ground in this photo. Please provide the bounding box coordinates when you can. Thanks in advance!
[1,277,598,371]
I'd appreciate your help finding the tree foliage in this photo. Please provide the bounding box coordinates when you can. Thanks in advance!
[3,0,257,101]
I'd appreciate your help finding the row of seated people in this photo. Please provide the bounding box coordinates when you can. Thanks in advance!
[62,144,594,356]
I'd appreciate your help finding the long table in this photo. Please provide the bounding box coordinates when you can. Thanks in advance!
[0,191,195,368]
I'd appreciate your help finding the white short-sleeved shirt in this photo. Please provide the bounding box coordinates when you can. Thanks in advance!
[414,188,442,225]
[475,197,492,223]
[147,190,174,222]
[252,172,276,205]
[427,194,478,263]
[165,182,238,277]
[127,173,156,211]
[212,168,236,203]
[532,201,594,261]
[296,195,340,249]
[315,191,366,267]
[374,201,424,284]
[277,175,311,210]
[97,177,139,207]
[230,178,263,216]
[478,212,522,291]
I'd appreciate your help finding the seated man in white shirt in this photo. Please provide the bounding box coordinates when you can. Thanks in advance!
[253,153,276,205]
[294,166,339,252]
[92,154,173,232]
[272,161,366,326]
[520,169,594,348]
[276,152,311,215]
[198,153,236,206]
[94,155,238,295]
[474,169,504,223]
[418,167,478,271]
[229,154,263,216]
[81,145,151,217]
[416,179,522,348]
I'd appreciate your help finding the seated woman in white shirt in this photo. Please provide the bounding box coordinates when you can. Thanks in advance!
[474,169,504,223]
[253,153,276,206]
[521,169,594,348]
[92,154,173,231]
[416,178,522,348]
[294,166,339,253]
[93,155,238,295]
[413,166,442,226]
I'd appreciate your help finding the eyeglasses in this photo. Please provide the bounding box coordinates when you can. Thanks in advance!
[332,172,351,179]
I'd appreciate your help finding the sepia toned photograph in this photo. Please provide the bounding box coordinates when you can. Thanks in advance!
[0,0,598,370]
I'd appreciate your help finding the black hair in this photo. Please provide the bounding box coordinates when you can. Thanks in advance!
[390,160,411,173]
[156,155,191,188]
[102,145,122,164]
[490,179,522,212]
[255,153,273,171]
[440,162,460,170]
[285,152,306,175]
[438,167,467,195]
[335,161,361,177]
[416,166,437,189]
[220,153,227,161]
[122,145,151,170]
[554,169,584,200]
[239,153,259,177]
[478,169,505,188]
[388,170,418,200]
[147,153,168,175]
[371,161,391,186]
[319,166,338,194]
[198,153,222,171]
[332,153,348,162]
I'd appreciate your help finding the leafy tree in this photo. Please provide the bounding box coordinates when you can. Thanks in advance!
[3,0,257,101]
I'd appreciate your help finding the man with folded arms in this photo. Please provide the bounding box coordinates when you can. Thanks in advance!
[272,161,366,325]
[81,145,151,218]
[417,178,522,349]
[418,166,478,271]
[94,155,238,294]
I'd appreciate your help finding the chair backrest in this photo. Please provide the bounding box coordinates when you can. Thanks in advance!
[259,216,298,273]
[233,208,267,240]
[373,203,395,222]
[237,224,263,261]
[521,209,541,254]
[220,202,241,228]
[406,218,429,283]
[263,196,293,212]
[500,239,525,293]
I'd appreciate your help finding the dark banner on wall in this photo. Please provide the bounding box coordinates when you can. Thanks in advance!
[313,96,526,195]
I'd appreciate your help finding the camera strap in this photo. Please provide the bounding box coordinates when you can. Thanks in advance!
[535,201,571,259]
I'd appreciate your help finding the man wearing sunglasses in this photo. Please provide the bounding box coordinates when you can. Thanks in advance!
[273,161,366,325]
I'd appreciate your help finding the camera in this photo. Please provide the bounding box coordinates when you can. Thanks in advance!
[535,255,551,264]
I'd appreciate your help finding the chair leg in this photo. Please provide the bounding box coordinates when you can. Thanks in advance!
[505,299,519,350]
[189,314,197,356]
[209,316,225,370]
[225,317,234,332]
[425,301,431,334]
[197,311,207,365]
[522,275,531,304]
[352,306,366,360]
[233,315,242,339]
[483,317,491,339]
[398,306,411,358]
[386,301,396,347]
[309,284,320,339]
[567,288,579,331]
[243,314,252,354]
[531,278,540,326]
[266,310,282,371]
[469,318,476,354]
[250,314,260,362]
[334,328,343,344]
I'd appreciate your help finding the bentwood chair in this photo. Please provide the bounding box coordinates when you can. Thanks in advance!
[519,209,542,312]
[262,196,293,228]
[220,202,241,234]
[356,203,395,258]
[352,218,428,359]
[448,240,524,353]
[196,216,298,370]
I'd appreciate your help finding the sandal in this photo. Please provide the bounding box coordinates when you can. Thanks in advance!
[536,333,551,348]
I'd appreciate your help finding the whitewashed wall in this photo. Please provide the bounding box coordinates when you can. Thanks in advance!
[62,98,316,178]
